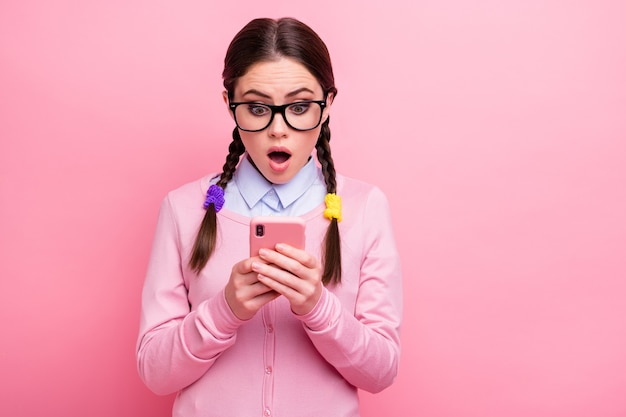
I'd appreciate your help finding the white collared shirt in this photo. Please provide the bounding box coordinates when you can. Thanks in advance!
[216,153,327,217]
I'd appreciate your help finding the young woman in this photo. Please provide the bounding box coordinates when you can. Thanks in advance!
[137,17,402,417]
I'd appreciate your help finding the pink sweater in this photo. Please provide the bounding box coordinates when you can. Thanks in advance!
[137,173,403,417]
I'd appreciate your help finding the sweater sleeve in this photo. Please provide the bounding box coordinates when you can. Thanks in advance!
[297,187,403,393]
[136,195,245,395]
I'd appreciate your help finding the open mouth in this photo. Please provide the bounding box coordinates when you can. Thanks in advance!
[268,151,291,164]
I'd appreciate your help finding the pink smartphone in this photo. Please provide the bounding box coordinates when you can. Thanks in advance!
[249,216,306,256]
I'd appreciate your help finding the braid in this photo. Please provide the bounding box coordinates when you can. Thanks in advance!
[316,118,342,285]
[218,128,245,187]
[189,128,245,273]
[316,121,337,193]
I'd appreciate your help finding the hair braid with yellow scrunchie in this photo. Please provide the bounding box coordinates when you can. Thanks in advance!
[316,116,342,284]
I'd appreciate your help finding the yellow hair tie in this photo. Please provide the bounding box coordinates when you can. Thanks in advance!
[323,193,342,222]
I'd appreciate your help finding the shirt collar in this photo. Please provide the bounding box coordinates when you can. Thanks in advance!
[234,154,319,210]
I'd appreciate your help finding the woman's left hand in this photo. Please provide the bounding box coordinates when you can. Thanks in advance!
[251,243,323,316]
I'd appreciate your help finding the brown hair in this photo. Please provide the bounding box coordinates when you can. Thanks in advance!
[189,17,341,285]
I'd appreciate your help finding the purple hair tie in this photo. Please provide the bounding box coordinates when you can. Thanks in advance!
[203,184,225,212]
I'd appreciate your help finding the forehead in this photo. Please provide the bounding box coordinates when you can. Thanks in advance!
[234,57,322,98]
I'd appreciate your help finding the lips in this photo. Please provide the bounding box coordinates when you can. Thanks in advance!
[267,147,292,173]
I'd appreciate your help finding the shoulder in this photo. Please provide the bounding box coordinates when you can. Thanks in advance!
[333,174,397,254]
[334,174,393,229]
[336,173,389,207]
[164,173,219,209]
[153,173,221,238]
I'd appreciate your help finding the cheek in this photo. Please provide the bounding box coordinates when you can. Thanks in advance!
[308,129,322,149]
[295,132,319,156]
[238,132,257,153]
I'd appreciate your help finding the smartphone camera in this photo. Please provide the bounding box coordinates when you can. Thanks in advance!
[255,224,265,237]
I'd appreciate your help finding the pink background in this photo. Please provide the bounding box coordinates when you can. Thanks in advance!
[1,1,625,416]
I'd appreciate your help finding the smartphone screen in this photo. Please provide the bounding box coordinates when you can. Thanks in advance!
[249,216,305,256]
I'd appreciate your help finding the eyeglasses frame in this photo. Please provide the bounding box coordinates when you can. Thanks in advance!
[228,98,327,132]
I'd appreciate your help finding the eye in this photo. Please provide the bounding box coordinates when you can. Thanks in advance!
[247,104,270,116]
[288,102,311,115]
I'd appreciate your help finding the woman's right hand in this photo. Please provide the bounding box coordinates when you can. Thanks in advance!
[224,257,280,320]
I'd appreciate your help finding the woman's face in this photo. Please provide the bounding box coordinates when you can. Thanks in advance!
[224,57,333,184]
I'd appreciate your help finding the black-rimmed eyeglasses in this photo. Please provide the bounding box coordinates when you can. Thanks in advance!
[228,99,327,132]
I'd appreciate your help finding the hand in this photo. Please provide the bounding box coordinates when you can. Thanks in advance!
[224,257,280,321]
[251,244,324,316]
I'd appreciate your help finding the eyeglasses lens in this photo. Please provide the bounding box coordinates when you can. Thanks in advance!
[234,102,323,131]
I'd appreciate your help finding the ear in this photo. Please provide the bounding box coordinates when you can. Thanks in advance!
[223,91,234,120]
[322,91,334,123]
[326,91,335,106]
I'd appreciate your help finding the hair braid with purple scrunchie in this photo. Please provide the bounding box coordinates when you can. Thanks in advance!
[203,184,225,212]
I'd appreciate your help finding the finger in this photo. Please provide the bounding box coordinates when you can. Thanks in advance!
[231,271,276,300]
[274,243,319,269]
[249,288,281,305]
[252,261,311,301]
[256,272,299,299]
[226,276,280,320]
[232,257,269,285]
[257,249,309,279]
[257,272,319,316]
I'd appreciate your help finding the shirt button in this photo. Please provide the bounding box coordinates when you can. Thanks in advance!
[264,408,271,416]
[265,366,272,374]
[266,325,274,333]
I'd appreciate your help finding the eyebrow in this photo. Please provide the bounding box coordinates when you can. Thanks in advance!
[241,87,316,99]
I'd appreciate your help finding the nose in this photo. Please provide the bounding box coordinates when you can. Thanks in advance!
[267,112,288,138]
